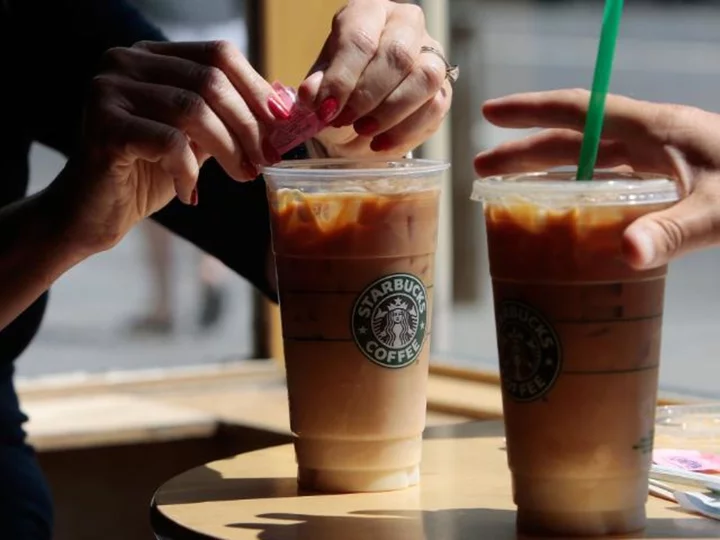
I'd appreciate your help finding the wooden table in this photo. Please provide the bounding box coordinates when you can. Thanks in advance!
[151,421,720,539]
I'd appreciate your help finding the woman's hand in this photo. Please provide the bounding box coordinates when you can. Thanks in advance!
[53,40,289,255]
[300,0,454,159]
[473,88,720,269]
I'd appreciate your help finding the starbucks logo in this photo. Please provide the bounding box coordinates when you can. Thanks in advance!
[497,300,562,402]
[352,273,428,369]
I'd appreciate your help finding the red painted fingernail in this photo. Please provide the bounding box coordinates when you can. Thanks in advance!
[330,107,356,128]
[242,159,259,179]
[190,188,199,206]
[268,95,291,120]
[370,134,394,152]
[317,97,339,123]
[262,140,282,164]
[354,116,380,136]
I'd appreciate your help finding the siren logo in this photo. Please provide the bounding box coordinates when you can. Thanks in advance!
[352,273,428,369]
[497,300,562,402]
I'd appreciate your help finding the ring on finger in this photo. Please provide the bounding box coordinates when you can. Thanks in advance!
[420,45,459,85]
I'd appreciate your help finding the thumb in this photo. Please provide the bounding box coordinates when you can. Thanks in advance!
[623,183,720,269]
[297,68,325,108]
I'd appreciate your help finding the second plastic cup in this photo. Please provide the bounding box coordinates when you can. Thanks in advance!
[472,172,680,537]
[263,158,448,493]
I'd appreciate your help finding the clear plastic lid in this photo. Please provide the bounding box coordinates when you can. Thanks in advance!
[262,158,450,192]
[263,158,450,178]
[471,171,681,207]
[655,404,720,453]
[656,403,720,439]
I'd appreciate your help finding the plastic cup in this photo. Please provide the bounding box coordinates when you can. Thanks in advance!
[471,171,681,536]
[263,158,449,493]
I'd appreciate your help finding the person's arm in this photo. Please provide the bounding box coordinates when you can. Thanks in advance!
[0,185,87,332]
[10,0,277,298]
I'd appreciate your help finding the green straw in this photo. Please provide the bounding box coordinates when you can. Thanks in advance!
[576,0,624,181]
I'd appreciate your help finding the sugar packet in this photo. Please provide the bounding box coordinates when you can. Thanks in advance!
[653,449,720,473]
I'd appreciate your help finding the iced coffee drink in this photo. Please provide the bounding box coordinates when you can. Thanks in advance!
[472,172,680,536]
[264,159,447,493]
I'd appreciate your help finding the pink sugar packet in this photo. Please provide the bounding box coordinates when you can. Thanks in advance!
[653,449,720,473]
[265,82,327,156]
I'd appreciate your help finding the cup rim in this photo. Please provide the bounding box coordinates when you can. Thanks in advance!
[261,158,450,178]
[471,170,681,206]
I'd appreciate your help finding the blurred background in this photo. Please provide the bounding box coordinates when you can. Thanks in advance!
[20,0,720,399]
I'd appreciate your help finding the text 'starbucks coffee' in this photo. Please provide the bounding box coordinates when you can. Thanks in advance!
[352,273,428,368]
[496,300,562,402]
[472,172,680,537]
[264,159,447,493]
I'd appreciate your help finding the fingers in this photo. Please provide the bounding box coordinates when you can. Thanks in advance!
[95,104,200,204]
[369,82,452,155]
[351,40,448,138]
[131,40,284,123]
[101,76,256,181]
[102,46,270,168]
[474,129,624,176]
[476,89,720,273]
[331,3,428,128]
[624,176,720,269]
[472,120,714,272]
[300,0,388,121]
[105,43,291,166]
[482,89,679,143]
[473,129,678,177]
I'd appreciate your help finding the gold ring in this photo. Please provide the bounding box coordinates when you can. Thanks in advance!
[420,45,459,85]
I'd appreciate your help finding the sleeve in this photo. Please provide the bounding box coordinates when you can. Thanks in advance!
[9,0,166,156]
[10,0,301,301]
[151,144,311,303]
